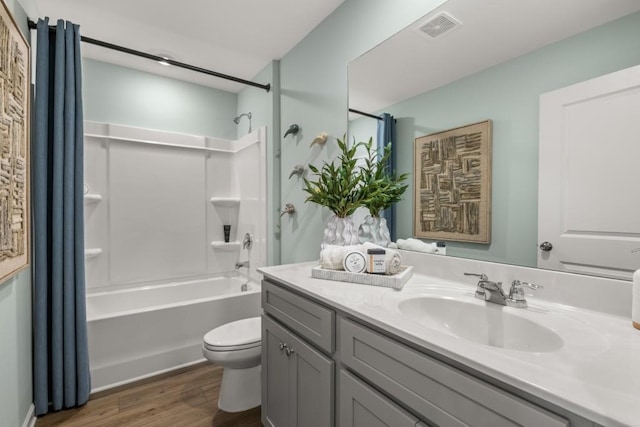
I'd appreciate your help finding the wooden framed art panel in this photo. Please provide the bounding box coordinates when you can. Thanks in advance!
[413,120,492,243]
[0,0,30,283]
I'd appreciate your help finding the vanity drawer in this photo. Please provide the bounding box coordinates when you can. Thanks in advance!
[262,279,335,353]
[340,369,425,427]
[339,318,568,427]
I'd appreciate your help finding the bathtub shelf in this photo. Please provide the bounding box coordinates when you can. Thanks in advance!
[210,197,241,207]
[84,194,103,203]
[211,241,241,251]
[85,248,103,258]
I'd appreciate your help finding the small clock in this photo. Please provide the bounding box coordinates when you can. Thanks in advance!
[343,250,366,273]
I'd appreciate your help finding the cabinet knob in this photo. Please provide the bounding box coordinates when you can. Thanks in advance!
[279,342,287,352]
[285,347,295,357]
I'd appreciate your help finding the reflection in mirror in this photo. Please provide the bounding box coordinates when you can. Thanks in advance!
[348,0,640,279]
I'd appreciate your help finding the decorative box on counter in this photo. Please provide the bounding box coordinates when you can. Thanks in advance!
[311,265,413,290]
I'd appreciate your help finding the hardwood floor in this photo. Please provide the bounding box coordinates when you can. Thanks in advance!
[35,363,262,427]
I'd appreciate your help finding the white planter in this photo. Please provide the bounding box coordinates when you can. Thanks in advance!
[323,215,359,247]
[358,215,391,247]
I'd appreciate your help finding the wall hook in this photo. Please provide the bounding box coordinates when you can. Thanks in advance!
[288,164,305,179]
[310,132,328,147]
[284,124,300,138]
[280,203,296,217]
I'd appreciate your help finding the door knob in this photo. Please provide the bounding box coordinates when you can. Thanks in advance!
[539,242,553,252]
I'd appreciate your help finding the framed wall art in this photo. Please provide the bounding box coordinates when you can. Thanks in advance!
[414,120,492,243]
[0,0,30,282]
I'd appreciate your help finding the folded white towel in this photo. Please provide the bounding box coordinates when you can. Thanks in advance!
[362,242,403,275]
[319,244,363,270]
[396,238,437,253]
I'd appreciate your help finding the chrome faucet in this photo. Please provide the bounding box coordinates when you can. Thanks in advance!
[464,273,507,305]
[464,273,542,308]
[235,260,249,269]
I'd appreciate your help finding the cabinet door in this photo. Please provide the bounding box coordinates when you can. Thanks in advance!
[288,332,335,427]
[262,315,291,427]
[340,370,421,427]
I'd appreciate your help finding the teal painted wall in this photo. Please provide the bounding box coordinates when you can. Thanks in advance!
[1,2,35,426]
[278,0,448,263]
[0,268,33,427]
[379,12,640,267]
[83,59,238,138]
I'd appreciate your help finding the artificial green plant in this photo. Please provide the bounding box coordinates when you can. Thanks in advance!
[359,137,409,217]
[302,136,408,218]
[302,137,369,218]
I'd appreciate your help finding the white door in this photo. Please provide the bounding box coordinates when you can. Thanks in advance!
[538,65,640,280]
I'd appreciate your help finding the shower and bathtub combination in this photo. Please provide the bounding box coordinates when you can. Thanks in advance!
[83,121,267,392]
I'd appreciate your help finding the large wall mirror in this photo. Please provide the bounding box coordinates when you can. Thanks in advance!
[349,0,640,279]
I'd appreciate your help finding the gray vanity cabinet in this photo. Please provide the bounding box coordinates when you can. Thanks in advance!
[261,275,589,427]
[262,281,335,427]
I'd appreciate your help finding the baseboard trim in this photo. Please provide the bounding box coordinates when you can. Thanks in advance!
[22,404,36,427]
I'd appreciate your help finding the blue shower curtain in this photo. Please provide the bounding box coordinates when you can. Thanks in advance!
[377,113,397,241]
[32,18,90,415]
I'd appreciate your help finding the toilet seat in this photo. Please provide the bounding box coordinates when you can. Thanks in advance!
[204,341,260,351]
[203,317,261,351]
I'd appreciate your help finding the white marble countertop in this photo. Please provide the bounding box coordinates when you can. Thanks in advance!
[259,262,640,427]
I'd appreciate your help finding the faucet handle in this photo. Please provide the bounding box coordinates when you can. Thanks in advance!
[465,272,490,299]
[464,272,488,281]
[507,280,543,308]
[242,233,253,250]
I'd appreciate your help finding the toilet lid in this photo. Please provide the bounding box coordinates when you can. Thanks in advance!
[203,316,261,350]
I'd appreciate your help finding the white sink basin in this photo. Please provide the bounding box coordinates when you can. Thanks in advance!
[398,296,564,353]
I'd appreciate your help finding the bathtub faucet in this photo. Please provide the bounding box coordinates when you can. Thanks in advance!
[235,260,249,269]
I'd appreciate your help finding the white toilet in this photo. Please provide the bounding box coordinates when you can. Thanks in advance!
[202,316,262,412]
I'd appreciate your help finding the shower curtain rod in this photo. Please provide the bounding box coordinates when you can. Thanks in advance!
[349,108,396,124]
[349,108,382,121]
[27,19,271,93]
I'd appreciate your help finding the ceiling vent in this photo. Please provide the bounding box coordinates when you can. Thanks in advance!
[415,12,461,39]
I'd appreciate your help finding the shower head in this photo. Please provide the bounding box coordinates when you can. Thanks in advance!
[233,112,253,134]
[233,112,252,124]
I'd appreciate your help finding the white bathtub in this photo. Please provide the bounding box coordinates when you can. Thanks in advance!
[86,276,261,392]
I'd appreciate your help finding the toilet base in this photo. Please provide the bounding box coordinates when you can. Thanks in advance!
[218,364,261,413]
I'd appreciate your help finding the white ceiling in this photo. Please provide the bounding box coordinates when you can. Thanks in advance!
[349,0,640,115]
[34,0,345,93]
